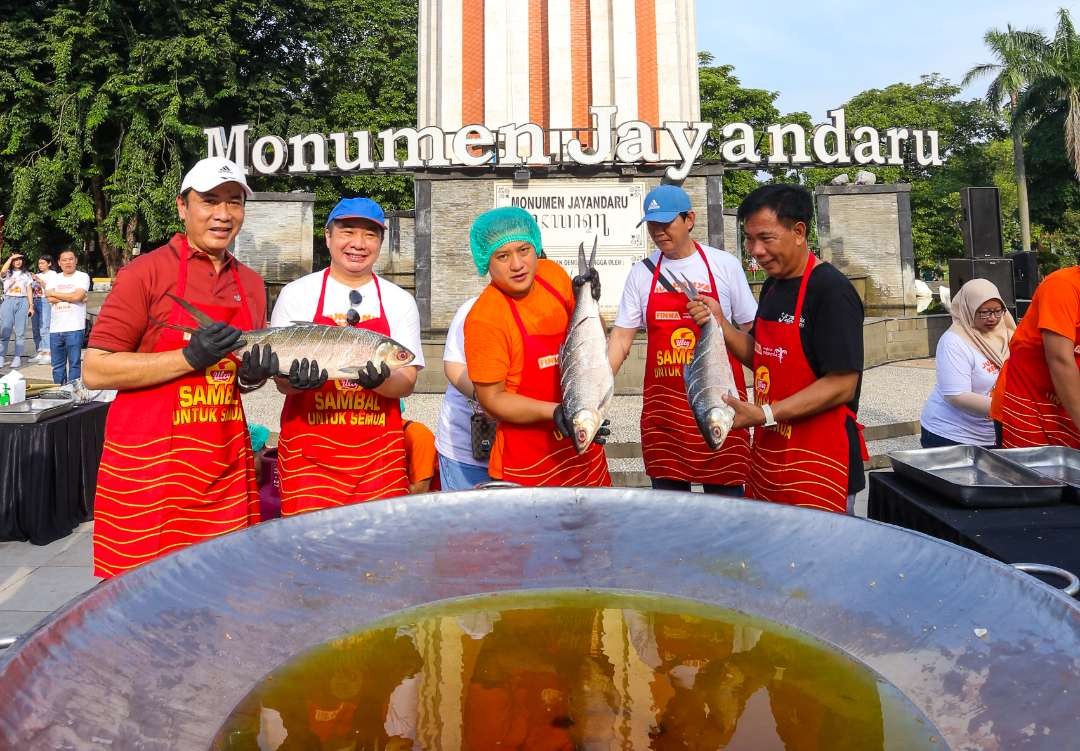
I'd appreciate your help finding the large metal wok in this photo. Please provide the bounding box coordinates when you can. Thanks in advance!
[1,488,1079,750]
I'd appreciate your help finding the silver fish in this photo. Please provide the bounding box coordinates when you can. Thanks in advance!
[559,238,614,453]
[165,294,415,380]
[669,272,737,449]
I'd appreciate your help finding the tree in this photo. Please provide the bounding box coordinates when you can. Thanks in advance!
[0,0,418,276]
[963,25,1047,252]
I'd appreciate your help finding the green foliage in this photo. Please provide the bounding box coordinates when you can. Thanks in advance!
[0,0,419,275]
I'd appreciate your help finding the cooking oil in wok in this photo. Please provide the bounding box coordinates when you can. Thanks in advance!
[212,589,944,750]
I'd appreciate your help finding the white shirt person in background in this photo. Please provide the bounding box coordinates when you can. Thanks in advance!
[435,296,493,490]
[45,249,91,384]
[920,279,1016,447]
[0,252,34,369]
[31,254,56,364]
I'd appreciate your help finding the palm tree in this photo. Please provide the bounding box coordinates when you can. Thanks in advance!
[963,24,1047,253]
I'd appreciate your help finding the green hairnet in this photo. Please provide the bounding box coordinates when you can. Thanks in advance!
[469,206,544,276]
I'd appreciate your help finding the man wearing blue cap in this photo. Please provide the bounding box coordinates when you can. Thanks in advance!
[270,196,424,514]
[607,184,758,496]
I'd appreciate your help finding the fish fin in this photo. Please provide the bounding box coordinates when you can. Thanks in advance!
[150,316,197,335]
[676,272,698,301]
[577,242,587,277]
[165,293,218,327]
[588,235,598,270]
[339,366,362,376]
[289,320,321,327]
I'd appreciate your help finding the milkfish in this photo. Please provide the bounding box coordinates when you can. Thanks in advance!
[559,238,615,453]
[669,271,737,449]
[163,294,415,380]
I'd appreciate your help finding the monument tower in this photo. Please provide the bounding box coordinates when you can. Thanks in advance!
[418,0,700,140]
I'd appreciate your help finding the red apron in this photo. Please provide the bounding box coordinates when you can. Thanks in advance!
[277,269,408,515]
[745,255,866,513]
[496,277,611,487]
[93,243,258,578]
[641,244,751,485]
[1000,338,1080,448]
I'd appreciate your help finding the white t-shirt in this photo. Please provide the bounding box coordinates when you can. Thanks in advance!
[614,244,757,329]
[435,297,483,466]
[920,330,1000,445]
[3,270,32,298]
[45,271,91,333]
[32,269,57,298]
[270,270,425,369]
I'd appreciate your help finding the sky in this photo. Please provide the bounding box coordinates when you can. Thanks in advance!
[696,1,1080,120]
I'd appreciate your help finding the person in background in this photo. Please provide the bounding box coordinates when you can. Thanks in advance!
[920,280,1015,447]
[31,255,55,364]
[45,249,91,384]
[995,263,1080,447]
[607,185,757,496]
[403,419,440,493]
[0,252,34,369]
[435,296,493,490]
[85,156,275,578]
[464,207,610,487]
[693,184,866,514]
[270,196,424,514]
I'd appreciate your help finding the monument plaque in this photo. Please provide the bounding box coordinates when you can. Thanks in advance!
[494,182,646,316]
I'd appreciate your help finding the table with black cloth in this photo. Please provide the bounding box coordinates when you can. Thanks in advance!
[868,470,1080,577]
[0,402,109,545]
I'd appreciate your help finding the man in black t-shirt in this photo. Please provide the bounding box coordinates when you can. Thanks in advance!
[687,184,865,512]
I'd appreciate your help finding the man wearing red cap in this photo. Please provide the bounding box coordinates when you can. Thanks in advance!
[86,157,280,577]
[270,196,424,514]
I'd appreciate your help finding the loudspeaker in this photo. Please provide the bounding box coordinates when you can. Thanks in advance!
[1007,250,1039,299]
[948,257,1015,309]
[959,187,1004,258]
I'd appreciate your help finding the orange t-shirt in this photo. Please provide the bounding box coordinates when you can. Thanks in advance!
[991,266,1080,420]
[464,259,573,392]
[402,420,439,489]
[463,259,574,479]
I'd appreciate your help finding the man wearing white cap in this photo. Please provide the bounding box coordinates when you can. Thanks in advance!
[86,156,277,578]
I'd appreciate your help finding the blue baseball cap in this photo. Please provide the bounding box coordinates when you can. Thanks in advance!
[326,197,385,228]
[639,184,692,226]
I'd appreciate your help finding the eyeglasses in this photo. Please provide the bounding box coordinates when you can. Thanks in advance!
[975,308,1006,320]
[345,289,363,326]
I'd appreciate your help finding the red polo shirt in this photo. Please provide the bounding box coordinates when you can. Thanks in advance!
[88,233,267,353]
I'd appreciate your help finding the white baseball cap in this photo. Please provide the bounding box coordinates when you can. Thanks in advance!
[179,157,254,199]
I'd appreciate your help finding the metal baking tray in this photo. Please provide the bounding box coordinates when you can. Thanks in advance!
[994,446,1080,503]
[0,398,76,424]
[889,445,1065,508]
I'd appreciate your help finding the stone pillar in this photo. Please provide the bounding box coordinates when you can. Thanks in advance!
[231,192,315,306]
[815,184,915,309]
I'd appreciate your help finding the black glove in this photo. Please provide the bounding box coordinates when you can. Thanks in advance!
[572,267,601,301]
[182,321,242,370]
[355,361,391,390]
[288,358,329,390]
[553,404,611,446]
[238,343,279,385]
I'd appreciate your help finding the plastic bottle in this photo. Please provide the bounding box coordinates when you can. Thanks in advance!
[0,385,9,407]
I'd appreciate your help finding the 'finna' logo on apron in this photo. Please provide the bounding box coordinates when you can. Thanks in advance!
[205,359,237,384]
[654,310,681,321]
[537,354,559,370]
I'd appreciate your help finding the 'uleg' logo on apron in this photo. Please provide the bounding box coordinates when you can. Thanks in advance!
[337,379,361,390]
[754,366,771,399]
[205,359,237,384]
[670,327,696,350]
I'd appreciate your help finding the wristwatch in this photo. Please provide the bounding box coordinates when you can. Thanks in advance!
[761,403,777,427]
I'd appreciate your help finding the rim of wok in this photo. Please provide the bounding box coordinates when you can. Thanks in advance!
[2,488,1079,750]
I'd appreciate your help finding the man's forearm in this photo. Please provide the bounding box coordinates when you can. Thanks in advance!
[607,326,636,375]
[83,347,194,390]
[48,290,87,303]
[1048,353,1080,430]
[374,366,418,399]
[772,372,859,424]
[476,384,557,425]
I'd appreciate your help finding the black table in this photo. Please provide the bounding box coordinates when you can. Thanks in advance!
[0,401,109,545]
[868,471,1080,576]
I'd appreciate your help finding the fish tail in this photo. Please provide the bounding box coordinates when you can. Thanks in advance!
[165,292,219,328]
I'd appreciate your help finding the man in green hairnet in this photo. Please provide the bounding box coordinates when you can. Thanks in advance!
[463,206,610,487]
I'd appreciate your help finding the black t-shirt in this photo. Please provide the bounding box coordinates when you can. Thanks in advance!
[752,261,865,494]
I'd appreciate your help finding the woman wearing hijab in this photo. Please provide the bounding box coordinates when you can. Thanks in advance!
[920,279,1015,447]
